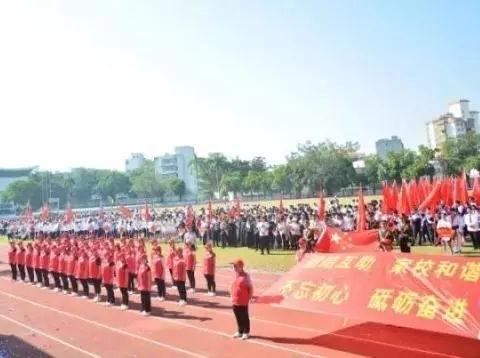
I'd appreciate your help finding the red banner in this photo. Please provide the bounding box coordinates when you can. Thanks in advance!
[258,252,480,339]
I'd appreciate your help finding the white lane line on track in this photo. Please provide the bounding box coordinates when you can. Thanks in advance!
[0,314,101,358]
[0,290,206,358]
[0,287,325,358]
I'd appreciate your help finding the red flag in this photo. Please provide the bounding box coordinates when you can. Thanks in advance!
[141,203,151,221]
[64,203,74,223]
[418,180,442,211]
[356,187,365,231]
[315,226,379,253]
[381,182,389,214]
[41,204,49,221]
[318,193,325,221]
[120,205,132,219]
[23,204,33,222]
[397,181,411,215]
[458,171,468,204]
[473,177,480,204]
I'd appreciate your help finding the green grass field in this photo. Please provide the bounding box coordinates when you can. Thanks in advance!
[1,235,477,272]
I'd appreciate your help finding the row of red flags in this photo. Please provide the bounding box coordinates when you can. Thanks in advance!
[383,172,479,215]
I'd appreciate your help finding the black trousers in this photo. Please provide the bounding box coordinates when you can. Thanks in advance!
[175,280,187,301]
[120,287,129,306]
[140,291,151,312]
[91,278,101,295]
[10,264,17,280]
[233,305,250,334]
[80,279,89,296]
[104,284,115,304]
[42,269,50,287]
[27,267,35,283]
[35,268,43,284]
[471,231,480,249]
[154,278,166,298]
[128,273,136,292]
[187,270,195,289]
[259,236,270,255]
[204,274,216,292]
[18,264,26,281]
[52,272,61,289]
[169,269,176,286]
[70,276,78,293]
[61,274,69,290]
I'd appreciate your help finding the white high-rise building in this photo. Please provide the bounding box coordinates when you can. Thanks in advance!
[154,146,198,196]
[426,99,479,149]
[375,136,404,160]
[125,153,145,172]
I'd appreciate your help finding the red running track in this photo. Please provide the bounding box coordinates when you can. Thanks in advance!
[1,247,479,357]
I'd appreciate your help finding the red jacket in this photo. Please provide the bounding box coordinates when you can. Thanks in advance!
[152,254,165,280]
[40,251,50,270]
[231,272,253,306]
[102,262,114,285]
[126,253,136,274]
[137,264,152,292]
[33,249,41,269]
[16,248,26,266]
[75,256,88,280]
[184,249,196,271]
[7,248,16,264]
[116,261,128,288]
[58,254,66,274]
[166,247,175,270]
[172,257,186,282]
[25,249,33,267]
[49,254,59,273]
[88,254,101,279]
[66,255,77,276]
[203,251,216,275]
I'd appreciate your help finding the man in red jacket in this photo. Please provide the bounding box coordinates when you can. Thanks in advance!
[230,259,253,340]
[173,247,187,306]
[7,241,17,281]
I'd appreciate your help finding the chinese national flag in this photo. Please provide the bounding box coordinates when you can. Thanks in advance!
[41,204,49,221]
[315,226,378,253]
[356,187,365,231]
[318,193,325,221]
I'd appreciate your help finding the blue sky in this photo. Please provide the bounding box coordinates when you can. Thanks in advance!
[0,1,479,171]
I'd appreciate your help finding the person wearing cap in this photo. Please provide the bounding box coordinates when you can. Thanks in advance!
[7,241,17,281]
[173,247,187,306]
[203,241,216,296]
[116,253,129,310]
[102,252,115,306]
[137,254,152,316]
[295,238,308,263]
[184,241,197,293]
[152,246,166,301]
[230,259,253,340]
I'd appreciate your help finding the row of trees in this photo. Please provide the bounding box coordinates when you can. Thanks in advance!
[1,161,186,209]
[3,133,480,209]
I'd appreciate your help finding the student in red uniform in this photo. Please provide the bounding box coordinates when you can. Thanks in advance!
[137,254,152,316]
[126,249,137,293]
[102,252,115,306]
[16,242,26,282]
[76,250,89,298]
[184,241,196,293]
[152,246,166,301]
[166,239,176,286]
[67,247,78,296]
[7,241,17,281]
[49,246,61,291]
[203,241,216,296]
[40,245,50,289]
[230,259,253,340]
[295,238,308,263]
[89,250,102,302]
[33,243,43,287]
[116,253,129,310]
[59,247,69,294]
[173,247,187,305]
[25,243,34,284]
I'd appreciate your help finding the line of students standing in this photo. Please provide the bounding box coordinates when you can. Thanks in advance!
[7,236,217,316]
